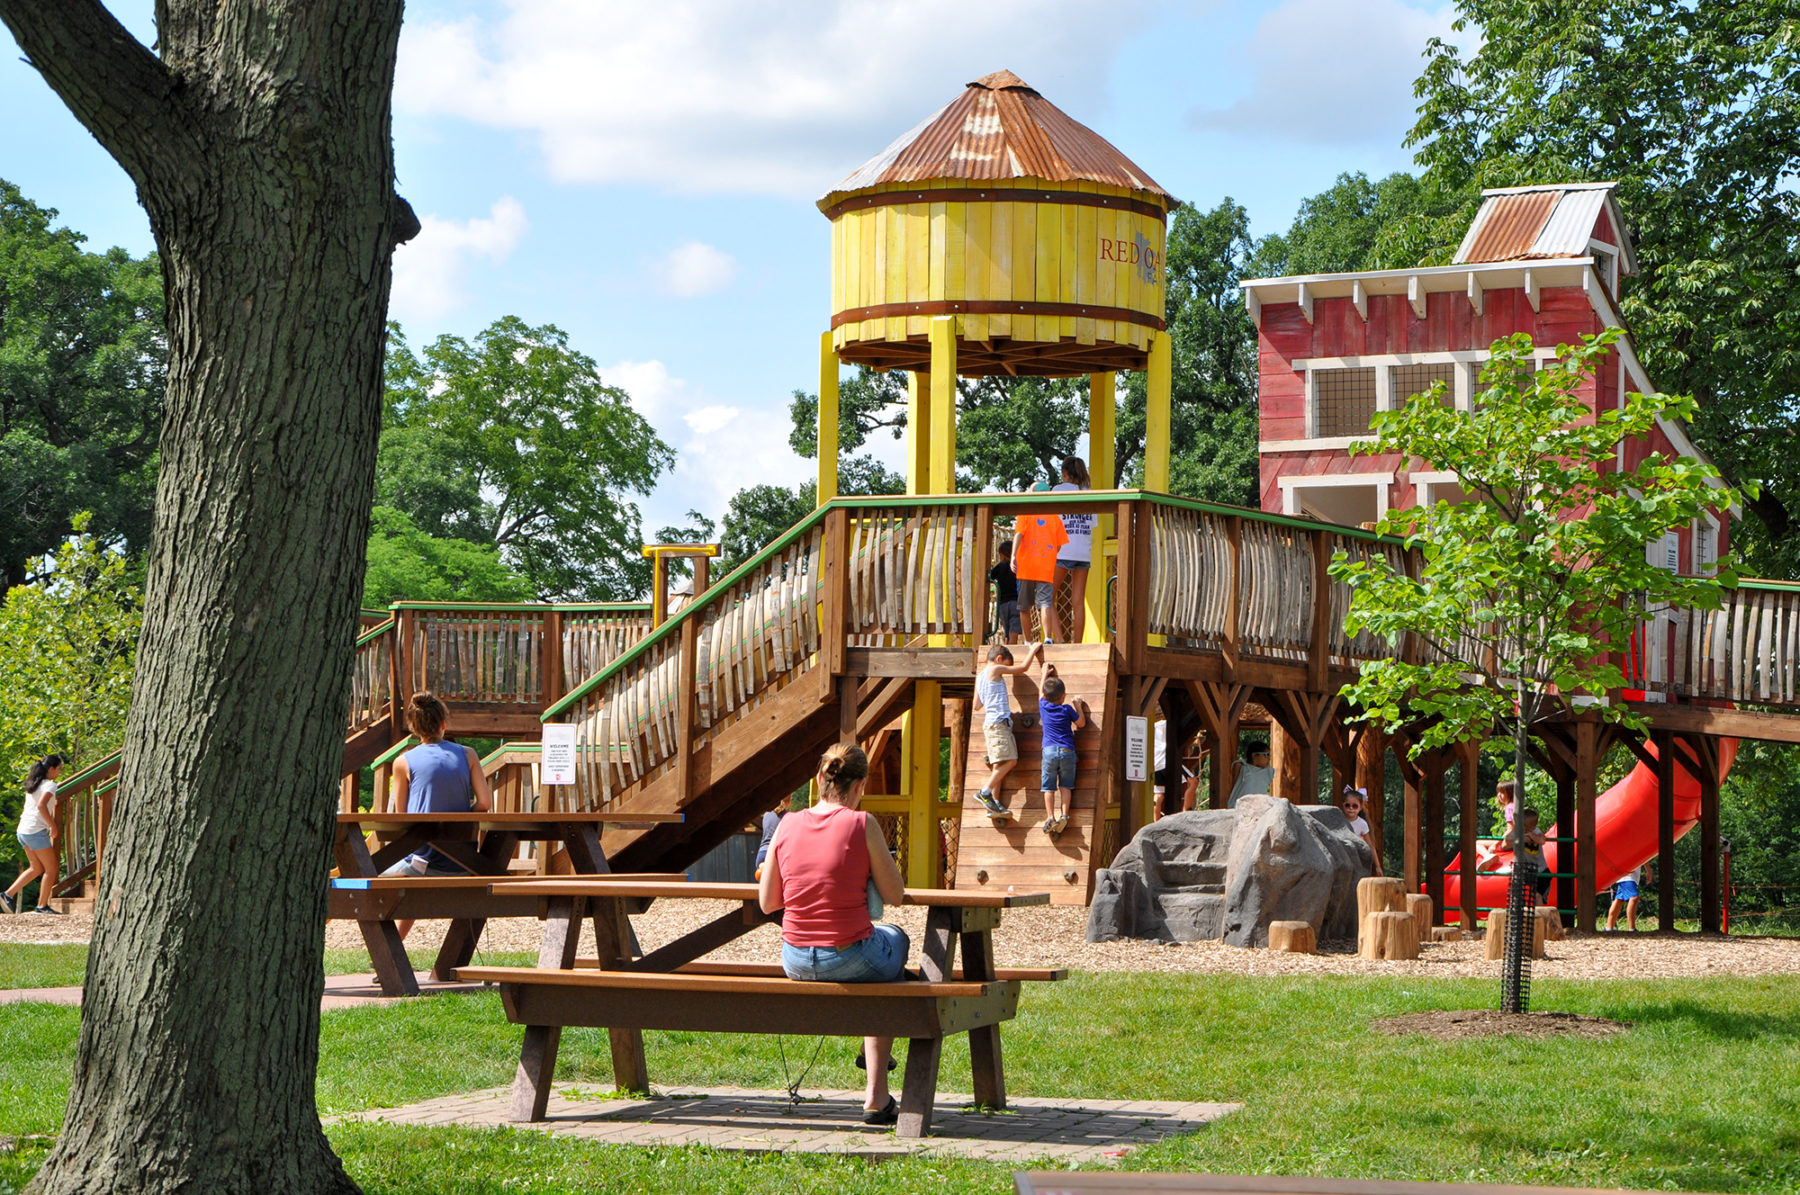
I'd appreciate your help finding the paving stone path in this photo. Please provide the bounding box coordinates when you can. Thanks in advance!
[340,1084,1238,1162]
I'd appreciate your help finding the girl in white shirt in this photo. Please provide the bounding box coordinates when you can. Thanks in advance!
[5,755,64,914]
[1341,786,1382,876]
[1053,456,1094,642]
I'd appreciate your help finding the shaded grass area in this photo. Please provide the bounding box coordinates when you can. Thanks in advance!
[0,944,539,991]
[2,974,1799,1191]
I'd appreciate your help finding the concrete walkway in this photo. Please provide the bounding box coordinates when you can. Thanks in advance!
[0,973,489,1010]
[340,1084,1239,1161]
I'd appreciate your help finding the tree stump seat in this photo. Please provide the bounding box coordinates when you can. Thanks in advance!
[1268,921,1317,953]
[1359,911,1420,960]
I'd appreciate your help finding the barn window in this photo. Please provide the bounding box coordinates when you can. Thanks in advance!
[1391,362,1458,411]
[1313,367,1377,436]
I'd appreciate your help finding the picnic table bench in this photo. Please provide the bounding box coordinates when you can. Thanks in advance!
[330,810,681,997]
[457,878,1058,1138]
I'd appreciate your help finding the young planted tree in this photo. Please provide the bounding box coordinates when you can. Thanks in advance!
[1331,330,1739,801]
[0,2,416,1191]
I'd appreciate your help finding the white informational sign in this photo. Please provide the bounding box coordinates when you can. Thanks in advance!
[1124,715,1150,783]
[540,723,578,786]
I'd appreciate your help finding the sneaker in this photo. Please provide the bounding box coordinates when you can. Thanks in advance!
[31,905,61,915]
[0,892,14,914]
[975,789,1008,818]
[1049,815,1068,836]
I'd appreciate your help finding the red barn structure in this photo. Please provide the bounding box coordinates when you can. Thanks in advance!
[1242,182,1731,573]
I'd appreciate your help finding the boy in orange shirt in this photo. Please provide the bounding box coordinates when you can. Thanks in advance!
[1012,483,1069,642]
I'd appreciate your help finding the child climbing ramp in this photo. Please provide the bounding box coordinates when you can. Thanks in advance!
[956,643,1113,905]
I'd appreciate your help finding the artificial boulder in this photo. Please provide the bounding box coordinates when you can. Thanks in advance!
[1087,797,1373,946]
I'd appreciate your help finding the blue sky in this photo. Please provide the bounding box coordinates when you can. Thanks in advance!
[0,0,1459,537]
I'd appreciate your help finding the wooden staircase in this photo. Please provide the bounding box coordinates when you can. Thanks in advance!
[953,644,1116,905]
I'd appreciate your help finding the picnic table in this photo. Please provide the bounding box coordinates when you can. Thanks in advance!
[330,810,682,997]
[457,878,1059,1138]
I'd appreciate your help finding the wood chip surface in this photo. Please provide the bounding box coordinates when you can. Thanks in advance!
[10,904,1799,981]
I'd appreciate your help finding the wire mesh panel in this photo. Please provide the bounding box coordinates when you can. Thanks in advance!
[1314,367,1377,437]
[1392,362,1457,411]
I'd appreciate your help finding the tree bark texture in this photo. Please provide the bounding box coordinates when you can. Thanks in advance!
[0,3,415,1191]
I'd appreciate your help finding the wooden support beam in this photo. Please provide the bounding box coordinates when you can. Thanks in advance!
[972,504,993,658]
[1654,729,1677,935]
[1402,745,1422,896]
[817,331,839,504]
[1458,739,1478,930]
[1574,720,1599,932]
[1352,278,1368,322]
[1408,274,1426,319]
[1357,724,1388,871]
[673,617,699,808]
[1423,760,1446,925]
[1697,735,1722,934]
[1555,766,1575,924]
[1308,529,1331,693]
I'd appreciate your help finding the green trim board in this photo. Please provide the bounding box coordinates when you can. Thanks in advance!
[371,736,420,769]
[56,752,123,793]
[355,619,396,648]
[385,601,653,614]
[481,742,543,768]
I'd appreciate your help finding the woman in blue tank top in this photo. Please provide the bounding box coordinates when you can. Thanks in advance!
[383,692,494,937]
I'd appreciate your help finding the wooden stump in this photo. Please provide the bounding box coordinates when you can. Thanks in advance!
[1356,877,1405,954]
[1535,906,1565,942]
[1431,926,1463,943]
[1360,911,1420,960]
[1484,908,1547,961]
[1269,921,1316,954]
[1404,893,1434,931]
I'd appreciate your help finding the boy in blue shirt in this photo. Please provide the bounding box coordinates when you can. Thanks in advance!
[1037,663,1088,837]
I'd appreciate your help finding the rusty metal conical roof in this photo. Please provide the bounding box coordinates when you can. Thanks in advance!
[819,70,1174,210]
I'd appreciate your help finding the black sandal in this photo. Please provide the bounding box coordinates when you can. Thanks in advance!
[854,1050,898,1073]
[862,1095,898,1126]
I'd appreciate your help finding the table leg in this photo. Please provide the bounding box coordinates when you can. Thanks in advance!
[431,831,519,981]
[511,894,583,1121]
[896,1036,943,1139]
[334,826,419,997]
[590,893,650,1094]
[960,928,1006,1110]
[919,907,957,981]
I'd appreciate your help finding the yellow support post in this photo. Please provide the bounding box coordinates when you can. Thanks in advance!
[1145,330,1172,492]
[928,317,957,495]
[901,683,943,887]
[1084,371,1115,644]
[817,331,839,506]
[906,370,931,494]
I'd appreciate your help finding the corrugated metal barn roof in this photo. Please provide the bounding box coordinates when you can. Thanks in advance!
[1453,183,1633,271]
[820,70,1174,209]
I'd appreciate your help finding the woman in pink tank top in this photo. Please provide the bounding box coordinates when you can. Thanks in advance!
[758,743,908,1124]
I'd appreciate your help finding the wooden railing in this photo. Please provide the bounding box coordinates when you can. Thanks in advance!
[1629,580,1800,707]
[50,754,121,896]
[348,618,395,733]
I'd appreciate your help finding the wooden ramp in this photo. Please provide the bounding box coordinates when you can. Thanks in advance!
[954,644,1115,905]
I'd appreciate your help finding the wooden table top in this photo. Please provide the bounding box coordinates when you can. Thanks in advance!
[338,810,683,827]
[487,879,1050,908]
[330,872,685,889]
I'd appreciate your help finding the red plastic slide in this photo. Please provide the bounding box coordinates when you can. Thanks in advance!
[1442,736,1737,921]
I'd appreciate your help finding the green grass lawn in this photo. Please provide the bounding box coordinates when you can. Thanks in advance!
[2,969,1798,1193]
[0,944,539,991]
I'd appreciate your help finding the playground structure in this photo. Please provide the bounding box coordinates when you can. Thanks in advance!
[43,78,1800,934]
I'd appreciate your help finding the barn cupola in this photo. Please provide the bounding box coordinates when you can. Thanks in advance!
[1453,182,1635,296]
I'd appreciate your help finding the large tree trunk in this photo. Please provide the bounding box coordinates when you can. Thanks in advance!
[0,3,415,1191]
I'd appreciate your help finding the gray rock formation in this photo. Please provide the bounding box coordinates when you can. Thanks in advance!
[1087,798,1373,947]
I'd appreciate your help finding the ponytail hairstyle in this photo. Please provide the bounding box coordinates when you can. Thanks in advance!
[818,742,870,798]
[1061,456,1090,488]
[406,692,449,740]
[25,755,64,793]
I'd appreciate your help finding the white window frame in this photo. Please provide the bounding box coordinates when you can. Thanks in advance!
[1278,472,1395,521]
[1693,513,1720,575]
[1409,470,1464,508]
[1276,349,1558,451]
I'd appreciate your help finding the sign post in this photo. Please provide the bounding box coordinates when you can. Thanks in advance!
[541,723,577,786]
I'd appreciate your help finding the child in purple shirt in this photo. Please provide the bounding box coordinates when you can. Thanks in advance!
[1037,664,1088,837]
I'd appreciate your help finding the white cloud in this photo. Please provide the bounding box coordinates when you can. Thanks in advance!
[396,0,1153,196]
[654,241,738,297]
[604,359,806,534]
[390,196,529,323]
[1188,0,1459,146]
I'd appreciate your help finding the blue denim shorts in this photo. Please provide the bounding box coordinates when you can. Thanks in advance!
[782,922,910,983]
[16,830,51,852]
[1041,745,1078,791]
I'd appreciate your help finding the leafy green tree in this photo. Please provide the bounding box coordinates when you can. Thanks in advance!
[0,514,142,868]
[1119,199,1261,504]
[717,456,904,573]
[0,180,164,589]
[361,506,532,607]
[381,318,675,600]
[1407,0,1800,577]
[787,366,909,459]
[1248,170,1459,278]
[1332,330,1738,796]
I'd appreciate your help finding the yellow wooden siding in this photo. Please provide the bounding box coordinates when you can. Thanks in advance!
[828,183,1167,353]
